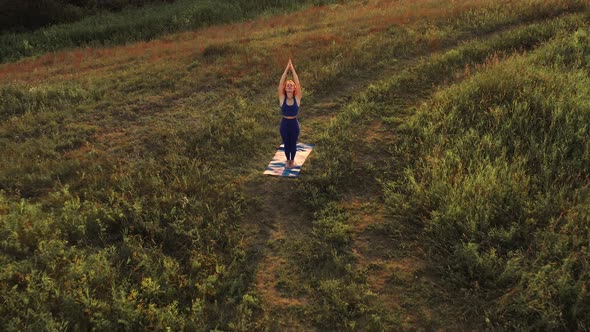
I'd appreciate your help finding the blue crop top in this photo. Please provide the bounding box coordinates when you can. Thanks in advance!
[281,98,299,117]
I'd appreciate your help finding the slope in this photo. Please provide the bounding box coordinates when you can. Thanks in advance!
[1,0,588,330]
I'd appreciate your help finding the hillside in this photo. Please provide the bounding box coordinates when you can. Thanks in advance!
[1,0,589,330]
[0,0,346,64]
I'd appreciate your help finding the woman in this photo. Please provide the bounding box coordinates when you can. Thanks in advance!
[277,59,302,169]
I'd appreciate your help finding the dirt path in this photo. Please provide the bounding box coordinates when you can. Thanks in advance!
[241,80,444,329]
[237,62,393,329]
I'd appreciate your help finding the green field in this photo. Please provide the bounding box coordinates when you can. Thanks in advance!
[0,0,344,64]
[1,0,589,330]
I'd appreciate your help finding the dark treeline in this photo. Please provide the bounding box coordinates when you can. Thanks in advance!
[0,0,175,32]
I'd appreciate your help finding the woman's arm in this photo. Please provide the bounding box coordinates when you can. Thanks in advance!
[289,60,302,102]
[278,62,290,103]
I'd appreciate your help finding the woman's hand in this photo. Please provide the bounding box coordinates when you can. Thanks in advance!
[279,60,291,100]
[285,60,291,72]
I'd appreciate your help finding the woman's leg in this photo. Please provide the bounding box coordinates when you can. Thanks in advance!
[289,120,300,163]
[280,119,291,163]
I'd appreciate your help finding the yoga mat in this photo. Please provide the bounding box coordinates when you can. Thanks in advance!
[264,143,314,177]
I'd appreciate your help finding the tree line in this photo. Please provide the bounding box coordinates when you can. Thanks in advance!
[0,0,175,32]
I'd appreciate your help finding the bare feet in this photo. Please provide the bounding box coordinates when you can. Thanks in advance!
[285,160,298,169]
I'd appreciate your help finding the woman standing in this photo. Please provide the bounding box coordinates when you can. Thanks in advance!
[278,59,302,169]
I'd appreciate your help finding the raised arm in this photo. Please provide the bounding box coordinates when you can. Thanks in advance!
[278,62,290,104]
[289,60,302,103]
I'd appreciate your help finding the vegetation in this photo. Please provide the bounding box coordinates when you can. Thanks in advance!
[0,0,346,64]
[0,0,175,32]
[382,27,590,330]
[1,0,589,330]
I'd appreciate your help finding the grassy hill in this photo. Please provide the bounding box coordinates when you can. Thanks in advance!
[0,0,345,64]
[1,0,589,330]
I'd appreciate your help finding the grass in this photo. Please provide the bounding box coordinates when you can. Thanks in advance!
[1,0,589,330]
[0,0,351,64]
[381,26,590,330]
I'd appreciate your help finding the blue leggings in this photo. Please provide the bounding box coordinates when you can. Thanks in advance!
[280,118,300,160]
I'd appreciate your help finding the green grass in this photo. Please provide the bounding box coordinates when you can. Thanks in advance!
[1,0,590,330]
[289,8,590,331]
[382,23,590,332]
[0,0,346,64]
